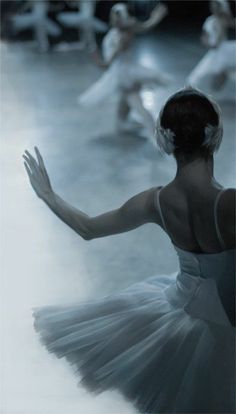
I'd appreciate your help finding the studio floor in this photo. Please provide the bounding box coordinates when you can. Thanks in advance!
[1,29,235,413]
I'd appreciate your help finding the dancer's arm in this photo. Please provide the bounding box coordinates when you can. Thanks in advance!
[91,46,123,68]
[133,3,168,34]
[90,49,107,68]
[23,148,159,240]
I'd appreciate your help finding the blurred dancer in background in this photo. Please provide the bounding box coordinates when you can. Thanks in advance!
[78,2,171,144]
[57,0,108,52]
[11,0,61,52]
[188,0,236,92]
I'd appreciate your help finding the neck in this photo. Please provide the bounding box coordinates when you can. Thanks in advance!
[175,156,214,184]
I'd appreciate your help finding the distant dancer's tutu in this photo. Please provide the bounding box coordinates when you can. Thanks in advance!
[78,3,171,142]
[188,0,236,91]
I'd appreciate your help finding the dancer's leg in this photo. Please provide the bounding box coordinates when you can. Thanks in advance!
[79,0,97,51]
[34,2,49,53]
[116,92,146,132]
[85,29,97,52]
[35,23,49,52]
[127,92,156,142]
[117,93,130,121]
[116,92,136,132]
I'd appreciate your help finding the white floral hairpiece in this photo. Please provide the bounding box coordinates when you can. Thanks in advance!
[155,94,223,155]
[203,97,223,152]
[155,113,175,155]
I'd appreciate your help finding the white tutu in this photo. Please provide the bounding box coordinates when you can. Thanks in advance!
[188,40,236,87]
[79,60,168,107]
[78,28,169,107]
[34,246,235,413]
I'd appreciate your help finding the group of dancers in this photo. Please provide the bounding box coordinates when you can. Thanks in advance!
[78,0,236,143]
[21,2,235,414]
[11,0,108,52]
[12,1,236,144]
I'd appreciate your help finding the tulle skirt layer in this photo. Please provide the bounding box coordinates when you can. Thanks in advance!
[33,273,235,413]
[188,40,236,88]
[78,59,169,107]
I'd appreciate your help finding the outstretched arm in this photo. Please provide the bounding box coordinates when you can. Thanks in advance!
[133,2,168,34]
[23,148,159,240]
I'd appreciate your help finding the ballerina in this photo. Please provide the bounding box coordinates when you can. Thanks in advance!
[23,87,235,414]
[11,1,61,53]
[78,2,170,143]
[187,0,236,91]
[56,0,108,53]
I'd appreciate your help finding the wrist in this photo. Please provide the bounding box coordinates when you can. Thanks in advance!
[42,189,55,205]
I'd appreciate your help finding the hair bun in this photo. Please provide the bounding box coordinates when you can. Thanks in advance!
[155,88,222,156]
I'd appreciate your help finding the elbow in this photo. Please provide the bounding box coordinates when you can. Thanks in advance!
[80,225,95,241]
[75,216,95,241]
[82,233,94,241]
[78,229,94,240]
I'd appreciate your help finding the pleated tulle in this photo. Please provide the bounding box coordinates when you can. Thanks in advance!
[188,40,236,87]
[33,272,235,414]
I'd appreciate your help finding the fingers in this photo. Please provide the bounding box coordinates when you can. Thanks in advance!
[24,161,35,190]
[23,153,38,175]
[23,148,43,177]
[24,151,37,169]
[35,146,44,166]
[34,146,51,185]
[23,154,33,170]
[25,150,38,168]
[23,148,52,194]
[24,161,32,178]
[35,146,47,174]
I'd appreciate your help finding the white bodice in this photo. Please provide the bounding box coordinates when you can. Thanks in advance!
[102,28,131,64]
[155,188,235,328]
[165,247,235,327]
[176,246,235,280]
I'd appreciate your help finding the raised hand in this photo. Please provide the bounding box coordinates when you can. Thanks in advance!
[151,3,168,21]
[23,147,53,200]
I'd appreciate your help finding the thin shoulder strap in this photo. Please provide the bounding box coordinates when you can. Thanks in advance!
[154,187,168,232]
[214,189,227,250]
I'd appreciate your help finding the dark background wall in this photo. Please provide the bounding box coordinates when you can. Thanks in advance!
[1,0,235,42]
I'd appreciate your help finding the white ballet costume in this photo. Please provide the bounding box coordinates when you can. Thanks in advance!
[57,0,108,52]
[11,1,61,52]
[33,189,235,413]
[188,15,236,89]
[79,28,168,105]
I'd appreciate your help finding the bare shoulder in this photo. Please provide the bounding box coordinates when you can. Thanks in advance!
[218,188,236,248]
[219,188,236,219]
[146,185,164,225]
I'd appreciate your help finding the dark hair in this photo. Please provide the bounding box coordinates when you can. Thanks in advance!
[160,88,220,158]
